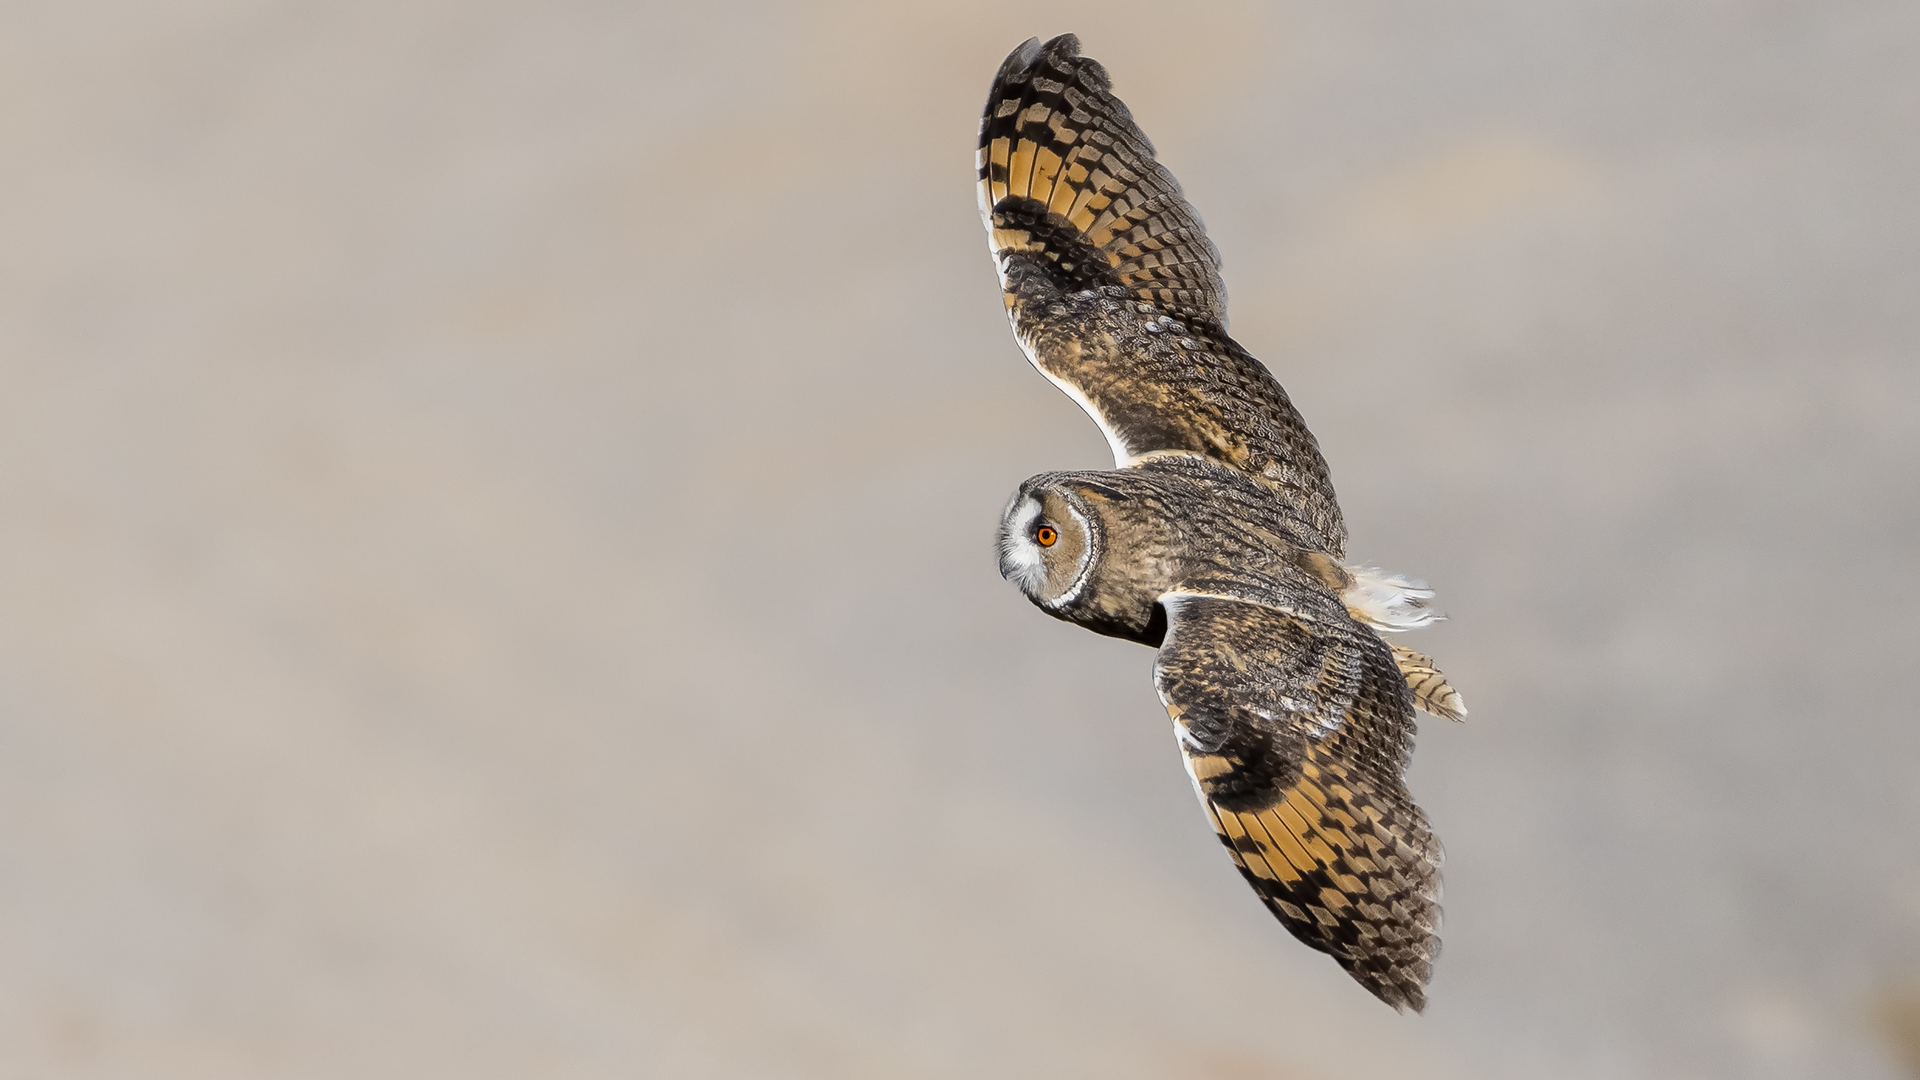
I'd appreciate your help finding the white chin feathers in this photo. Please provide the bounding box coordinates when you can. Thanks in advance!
[998,497,1047,593]
[1342,566,1445,631]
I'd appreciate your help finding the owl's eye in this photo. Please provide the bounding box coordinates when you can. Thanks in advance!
[1035,525,1058,547]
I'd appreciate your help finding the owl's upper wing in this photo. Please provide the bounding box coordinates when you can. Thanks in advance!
[979,35,1345,554]
[1154,592,1442,1011]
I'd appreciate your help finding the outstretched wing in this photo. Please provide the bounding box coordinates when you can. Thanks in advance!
[1155,593,1442,1011]
[978,34,1346,554]
[978,35,1227,329]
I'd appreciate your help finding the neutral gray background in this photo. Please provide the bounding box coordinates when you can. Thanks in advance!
[3,1,1918,1077]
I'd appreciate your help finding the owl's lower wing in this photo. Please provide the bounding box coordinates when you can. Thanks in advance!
[1154,593,1442,1012]
[979,35,1346,554]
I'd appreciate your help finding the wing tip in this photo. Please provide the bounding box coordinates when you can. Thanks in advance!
[994,34,1068,88]
[1345,951,1437,1014]
[992,33,1102,97]
[997,36,1045,85]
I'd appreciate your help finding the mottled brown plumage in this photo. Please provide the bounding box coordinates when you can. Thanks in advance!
[981,35,1466,1012]
[978,33,1345,553]
[1390,646,1468,723]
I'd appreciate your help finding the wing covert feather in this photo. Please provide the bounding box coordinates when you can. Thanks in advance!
[1155,594,1442,1011]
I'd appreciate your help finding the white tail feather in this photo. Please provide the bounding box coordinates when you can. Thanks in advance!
[1342,566,1444,632]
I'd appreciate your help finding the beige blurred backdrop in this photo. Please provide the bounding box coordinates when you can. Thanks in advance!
[3,1,1918,1077]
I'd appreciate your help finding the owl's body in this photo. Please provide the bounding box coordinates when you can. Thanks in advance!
[980,35,1464,1012]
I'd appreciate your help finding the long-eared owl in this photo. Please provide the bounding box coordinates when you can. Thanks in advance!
[980,34,1467,1012]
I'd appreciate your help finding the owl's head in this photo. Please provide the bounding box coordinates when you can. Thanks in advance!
[997,474,1169,646]
[998,482,1099,608]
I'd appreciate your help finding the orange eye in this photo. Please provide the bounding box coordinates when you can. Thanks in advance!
[1035,525,1058,547]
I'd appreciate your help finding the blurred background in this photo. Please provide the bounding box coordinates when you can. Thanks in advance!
[2,1,1917,1077]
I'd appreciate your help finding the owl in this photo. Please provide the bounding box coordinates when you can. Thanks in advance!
[980,34,1466,1012]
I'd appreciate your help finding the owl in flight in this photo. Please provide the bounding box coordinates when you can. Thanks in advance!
[980,35,1466,1012]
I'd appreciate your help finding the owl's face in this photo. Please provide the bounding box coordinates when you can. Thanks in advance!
[997,486,1098,609]
[997,475,1170,646]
